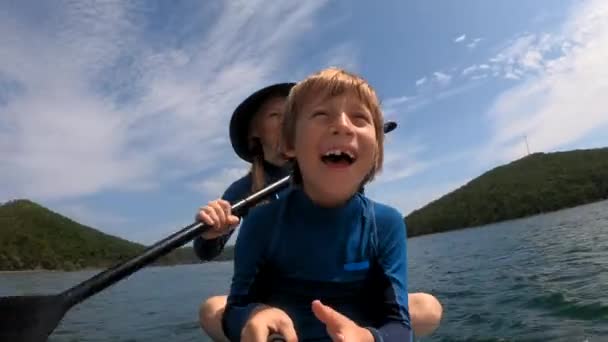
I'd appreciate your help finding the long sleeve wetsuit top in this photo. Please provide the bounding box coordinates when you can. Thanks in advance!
[192,161,290,261]
[221,186,412,342]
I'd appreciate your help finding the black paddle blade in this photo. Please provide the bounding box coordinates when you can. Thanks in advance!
[0,294,67,342]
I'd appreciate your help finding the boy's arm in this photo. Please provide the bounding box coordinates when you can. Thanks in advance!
[221,209,268,341]
[366,205,413,342]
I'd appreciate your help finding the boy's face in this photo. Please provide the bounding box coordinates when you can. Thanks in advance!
[286,90,378,206]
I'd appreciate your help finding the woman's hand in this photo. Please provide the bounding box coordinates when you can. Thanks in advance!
[196,199,240,239]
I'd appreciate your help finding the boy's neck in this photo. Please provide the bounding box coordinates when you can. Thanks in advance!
[301,180,357,208]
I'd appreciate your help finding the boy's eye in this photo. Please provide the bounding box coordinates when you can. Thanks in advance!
[352,113,371,124]
[312,111,328,117]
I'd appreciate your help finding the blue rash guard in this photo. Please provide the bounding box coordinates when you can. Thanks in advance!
[221,187,412,342]
[192,161,290,261]
[192,162,368,262]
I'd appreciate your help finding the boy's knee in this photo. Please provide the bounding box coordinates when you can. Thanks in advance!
[199,295,227,326]
[409,292,443,336]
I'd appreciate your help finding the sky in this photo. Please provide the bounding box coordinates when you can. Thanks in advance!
[1,0,607,245]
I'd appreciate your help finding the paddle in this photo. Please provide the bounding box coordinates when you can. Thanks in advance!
[0,120,398,342]
[0,174,292,342]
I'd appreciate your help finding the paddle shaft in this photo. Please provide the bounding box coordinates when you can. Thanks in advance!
[61,174,292,309]
[61,121,397,306]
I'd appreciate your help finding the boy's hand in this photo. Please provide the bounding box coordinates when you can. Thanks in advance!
[312,300,374,342]
[241,305,298,342]
[196,199,240,239]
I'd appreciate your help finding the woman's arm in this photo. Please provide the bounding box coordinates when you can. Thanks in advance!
[193,177,251,261]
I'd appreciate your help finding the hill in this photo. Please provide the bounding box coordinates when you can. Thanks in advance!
[405,147,608,236]
[0,200,205,271]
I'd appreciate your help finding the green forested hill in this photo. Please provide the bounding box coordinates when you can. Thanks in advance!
[405,148,608,236]
[0,199,203,271]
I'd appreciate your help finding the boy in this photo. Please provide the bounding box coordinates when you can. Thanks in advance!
[217,68,414,341]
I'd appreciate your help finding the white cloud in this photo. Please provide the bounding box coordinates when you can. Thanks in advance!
[467,37,483,49]
[383,74,482,118]
[415,77,427,87]
[521,50,544,69]
[383,95,412,107]
[382,95,413,117]
[191,166,249,197]
[382,94,431,117]
[486,33,560,80]
[323,42,359,71]
[484,0,608,163]
[462,64,492,80]
[462,65,478,76]
[454,34,466,43]
[0,0,332,201]
[369,178,470,216]
[471,74,488,80]
[435,81,483,100]
[375,145,429,184]
[49,202,132,240]
[128,218,195,245]
[433,71,452,86]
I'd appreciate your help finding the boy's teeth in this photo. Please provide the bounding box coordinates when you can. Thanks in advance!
[323,149,354,158]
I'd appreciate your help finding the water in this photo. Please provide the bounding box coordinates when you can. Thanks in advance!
[2,200,607,341]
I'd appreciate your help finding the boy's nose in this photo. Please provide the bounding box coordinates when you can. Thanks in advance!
[331,112,355,135]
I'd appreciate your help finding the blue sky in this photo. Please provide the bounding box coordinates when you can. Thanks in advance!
[2,0,607,245]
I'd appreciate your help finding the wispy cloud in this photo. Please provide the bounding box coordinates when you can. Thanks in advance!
[453,34,466,43]
[415,77,427,87]
[382,95,413,117]
[0,0,332,201]
[50,202,132,240]
[482,0,608,163]
[375,143,429,184]
[462,65,478,76]
[484,32,558,81]
[433,71,452,86]
[190,166,249,197]
[461,63,491,80]
[369,177,471,216]
[323,42,359,72]
[467,37,483,49]
[383,69,482,118]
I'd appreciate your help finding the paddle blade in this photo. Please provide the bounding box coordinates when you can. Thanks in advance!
[384,121,397,134]
[0,294,67,342]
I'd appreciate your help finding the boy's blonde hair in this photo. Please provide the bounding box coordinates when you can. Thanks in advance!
[282,67,384,184]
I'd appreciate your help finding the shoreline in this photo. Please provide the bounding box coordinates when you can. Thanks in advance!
[0,261,213,275]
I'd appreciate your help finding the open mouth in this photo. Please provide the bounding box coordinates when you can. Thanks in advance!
[320,149,356,167]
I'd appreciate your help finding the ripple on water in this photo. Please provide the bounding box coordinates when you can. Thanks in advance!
[526,291,608,321]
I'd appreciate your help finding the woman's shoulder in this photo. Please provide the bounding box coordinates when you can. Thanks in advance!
[222,172,252,202]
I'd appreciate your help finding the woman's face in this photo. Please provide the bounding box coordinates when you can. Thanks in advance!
[249,96,288,166]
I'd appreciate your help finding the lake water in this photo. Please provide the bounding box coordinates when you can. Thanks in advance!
[1,200,607,341]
